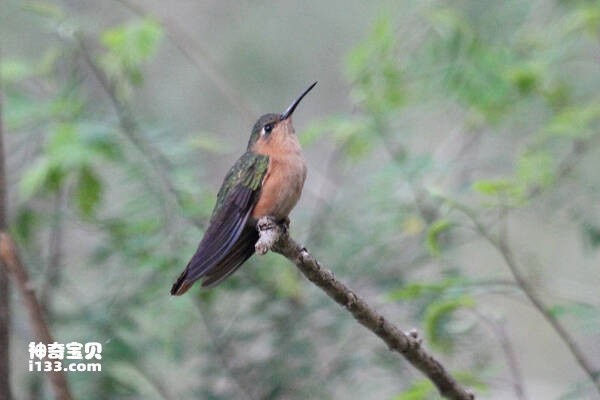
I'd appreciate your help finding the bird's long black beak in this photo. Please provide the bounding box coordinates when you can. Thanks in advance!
[281,81,317,120]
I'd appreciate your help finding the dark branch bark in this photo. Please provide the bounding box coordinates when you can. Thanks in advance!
[0,47,13,400]
[0,233,73,400]
[255,217,474,400]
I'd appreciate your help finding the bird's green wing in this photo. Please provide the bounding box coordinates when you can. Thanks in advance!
[170,152,269,295]
[212,152,269,221]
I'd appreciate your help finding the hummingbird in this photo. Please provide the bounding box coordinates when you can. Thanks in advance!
[171,82,317,295]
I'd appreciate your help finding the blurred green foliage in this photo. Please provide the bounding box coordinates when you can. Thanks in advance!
[3,0,600,399]
[100,18,163,95]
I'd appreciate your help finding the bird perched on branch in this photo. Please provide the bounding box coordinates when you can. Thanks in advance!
[171,82,316,295]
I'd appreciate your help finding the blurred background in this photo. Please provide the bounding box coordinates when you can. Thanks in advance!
[1,0,600,399]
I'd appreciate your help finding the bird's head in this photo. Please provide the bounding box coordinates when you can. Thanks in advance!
[247,81,317,151]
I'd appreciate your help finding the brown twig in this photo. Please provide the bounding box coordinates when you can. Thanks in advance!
[27,189,67,400]
[455,204,600,394]
[0,233,73,400]
[0,48,13,400]
[255,217,474,400]
[472,309,527,400]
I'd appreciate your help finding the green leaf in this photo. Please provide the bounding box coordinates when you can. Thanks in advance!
[47,122,117,166]
[77,122,123,161]
[472,178,524,199]
[424,296,475,351]
[13,207,38,243]
[19,157,64,200]
[20,158,51,200]
[426,219,454,257]
[345,15,405,114]
[392,379,435,400]
[582,222,600,249]
[5,89,84,130]
[1,60,34,83]
[506,62,543,95]
[388,283,438,301]
[386,278,463,302]
[516,150,554,188]
[424,11,518,122]
[75,167,103,217]
[101,18,164,86]
[48,123,90,166]
[102,18,163,60]
[565,4,600,36]
[545,102,600,138]
[22,1,65,19]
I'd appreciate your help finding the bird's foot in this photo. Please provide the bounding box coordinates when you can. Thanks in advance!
[256,216,281,255]
[257,216,278,232]
[278,216,290,235]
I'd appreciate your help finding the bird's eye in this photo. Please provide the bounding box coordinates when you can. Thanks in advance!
[264,123,273,134]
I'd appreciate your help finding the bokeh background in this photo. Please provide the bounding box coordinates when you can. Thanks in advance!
[2,0,600,399]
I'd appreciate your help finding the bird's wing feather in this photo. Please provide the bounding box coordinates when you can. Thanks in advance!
[201,226,258,288]
[170,152,269,295]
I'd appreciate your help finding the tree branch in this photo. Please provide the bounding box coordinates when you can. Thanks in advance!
[0,233,73,400]
[0,46,13,400]
[255,217,474,400]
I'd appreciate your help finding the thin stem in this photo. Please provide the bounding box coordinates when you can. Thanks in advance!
[473,309,527,400]
[76,34,205,230]
[0,45,12,400]
[456,204,600,394]
[497,231,600,393]
[113,0,255,124]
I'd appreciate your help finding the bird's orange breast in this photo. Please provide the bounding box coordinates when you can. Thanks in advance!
[251,120,307,219]
[252,153,306,219]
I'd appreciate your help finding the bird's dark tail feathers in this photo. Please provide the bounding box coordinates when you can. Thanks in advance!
[170,226,258,295]
[170,271,193,296]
